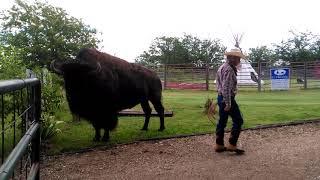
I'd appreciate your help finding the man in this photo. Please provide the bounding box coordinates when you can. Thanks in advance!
[214,48,245,154]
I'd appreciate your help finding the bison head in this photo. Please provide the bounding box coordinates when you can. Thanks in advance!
[50,60,64,75]
[50,59,102,76]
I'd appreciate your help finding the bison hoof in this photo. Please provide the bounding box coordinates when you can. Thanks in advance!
[141,127,148,131]
[158,127,165,131]
[93,137,101,142]
[102,136,109,142]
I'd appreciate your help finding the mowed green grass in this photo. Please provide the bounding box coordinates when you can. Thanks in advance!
[49,89,320,154]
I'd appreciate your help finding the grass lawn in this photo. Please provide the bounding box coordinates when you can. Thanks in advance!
[49,89,320,154]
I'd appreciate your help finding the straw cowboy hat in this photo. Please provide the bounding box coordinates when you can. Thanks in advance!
[224,48,246,59]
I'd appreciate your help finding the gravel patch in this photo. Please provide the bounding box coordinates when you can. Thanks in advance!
[41,122,320,180]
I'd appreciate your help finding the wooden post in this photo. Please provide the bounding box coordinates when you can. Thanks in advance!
[205,63,209,91]
[258,61,262,92]
[304,61,307,89]
[164,63,167,90]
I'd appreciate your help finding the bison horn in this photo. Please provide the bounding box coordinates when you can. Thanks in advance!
[96,62,102,72]
[50,60,63,75]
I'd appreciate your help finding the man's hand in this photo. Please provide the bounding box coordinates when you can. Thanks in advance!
[224,104,231,111]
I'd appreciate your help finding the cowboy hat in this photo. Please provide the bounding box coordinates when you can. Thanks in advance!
[224,48,246,59]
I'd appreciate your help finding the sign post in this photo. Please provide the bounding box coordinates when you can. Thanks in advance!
[270,68,290,90]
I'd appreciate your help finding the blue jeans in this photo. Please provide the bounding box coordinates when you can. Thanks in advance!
[216,95,243,146]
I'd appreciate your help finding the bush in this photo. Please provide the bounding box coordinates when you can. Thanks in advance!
[1,46,65,141]
[40,114,64,142]
[32,68,65,141]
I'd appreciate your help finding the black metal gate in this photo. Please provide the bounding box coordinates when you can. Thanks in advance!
[0,78,41,180]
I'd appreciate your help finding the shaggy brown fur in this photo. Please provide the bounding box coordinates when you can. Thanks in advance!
[52,48,165,142]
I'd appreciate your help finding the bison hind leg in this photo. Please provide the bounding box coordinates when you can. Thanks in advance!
[150,96,165,131]
[141,100,152,131]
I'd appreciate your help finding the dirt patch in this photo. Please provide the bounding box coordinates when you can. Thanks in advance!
[41,123,320,180]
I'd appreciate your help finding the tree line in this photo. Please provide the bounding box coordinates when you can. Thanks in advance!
[249,31,320,65]
[136,31,320,67]
[135,35,226,67]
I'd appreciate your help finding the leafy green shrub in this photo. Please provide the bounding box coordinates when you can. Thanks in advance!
[1,46,65,141]
[0,46,26,79]
[40,114,64,142]
[32,69,65,141]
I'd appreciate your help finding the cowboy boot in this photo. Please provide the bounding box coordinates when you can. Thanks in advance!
[229,129,241,146]
[227,130,245,154]
[214,144,226,152]
[226,144,245,154]
[214,135,226,152]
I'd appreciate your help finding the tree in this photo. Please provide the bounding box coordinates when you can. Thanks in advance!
[248,46,275,64]
[135,34,226,67]
[273,40,291,65]
[273,31,316,64]
[199,38,226,67]
[310,34,320,60]
[0,45,26,79]
[135,36,189,66]
[0,0,102,68]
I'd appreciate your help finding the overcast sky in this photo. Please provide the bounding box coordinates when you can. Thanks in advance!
[1,0,320,62]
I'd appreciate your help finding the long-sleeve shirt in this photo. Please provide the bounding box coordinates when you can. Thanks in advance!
[216,62,237,106]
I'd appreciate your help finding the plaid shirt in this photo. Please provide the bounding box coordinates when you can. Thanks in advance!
[216,62,237,106]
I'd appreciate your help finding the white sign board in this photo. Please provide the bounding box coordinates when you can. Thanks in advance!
[270,68,290,90]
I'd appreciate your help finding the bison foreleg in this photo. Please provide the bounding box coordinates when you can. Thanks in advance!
[102,129,110,142]
[158,116,165,131]
[141,101,152,131]
[93,125,101,142]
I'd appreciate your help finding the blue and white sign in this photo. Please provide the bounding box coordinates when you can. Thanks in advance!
[270,68,290,90]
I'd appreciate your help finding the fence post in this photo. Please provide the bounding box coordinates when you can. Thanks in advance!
[304,61,307,89]
[31,82,41,180]
[163,64,167,90]
[205,63,209,91]
[257,61,262,92]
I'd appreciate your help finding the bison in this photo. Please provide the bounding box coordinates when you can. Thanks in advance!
[51,48,165,142]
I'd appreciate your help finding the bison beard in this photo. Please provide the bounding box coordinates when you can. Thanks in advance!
[51,48,165,142]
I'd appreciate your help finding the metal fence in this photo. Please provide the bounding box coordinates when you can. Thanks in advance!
[258,61,320,90]
[0,78,41,180]
[150,61,320,91]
